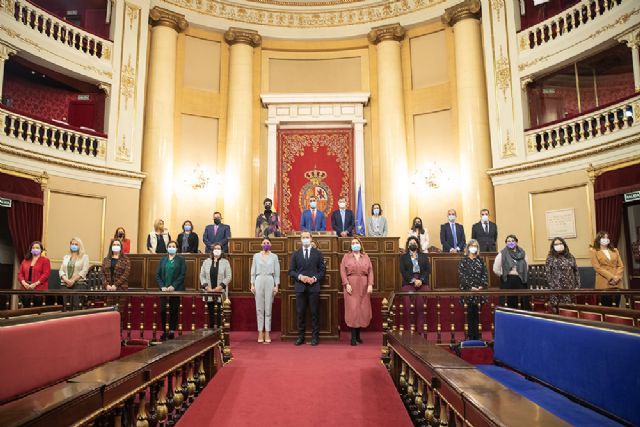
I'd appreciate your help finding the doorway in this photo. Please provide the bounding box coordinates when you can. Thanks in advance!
[0,206,16,309]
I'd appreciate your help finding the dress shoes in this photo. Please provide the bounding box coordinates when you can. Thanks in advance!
[311,338,319,346]
[294,336,305,346]
[355,328,363,344]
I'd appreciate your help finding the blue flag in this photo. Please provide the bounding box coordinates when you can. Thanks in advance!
[355,185,365,236]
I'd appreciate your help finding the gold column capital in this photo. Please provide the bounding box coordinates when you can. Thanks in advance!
[442,0,481,27]
[367,23,406,45]
[224,27,262,48]
[149,6,188,32]
[617,28,640,49]
[0,41,17,62]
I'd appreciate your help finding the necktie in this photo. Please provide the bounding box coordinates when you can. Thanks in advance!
[214,225,218,235]
[341,210,345,230]
[483,223,488,234]
[305,249,309,260]
[451,223,457,248]
[311,210,316,229]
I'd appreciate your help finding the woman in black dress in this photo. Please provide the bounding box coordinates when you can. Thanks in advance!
[458,239,488,340]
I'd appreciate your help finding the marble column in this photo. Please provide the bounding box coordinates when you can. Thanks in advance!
[443,0,495,226]
[223,28,261,237]
[368,24,409,242]
[138,7,187,248]
[0,42,17,97]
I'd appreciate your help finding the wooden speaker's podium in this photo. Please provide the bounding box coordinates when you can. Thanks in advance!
[229,233,400,341]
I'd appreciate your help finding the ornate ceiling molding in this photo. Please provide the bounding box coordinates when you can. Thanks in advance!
[247,0,364,6]
[224,27,262,47]
[368,23,405,44]
[162,0,446,29]
[149,6,189,32]
[442,0,480,27]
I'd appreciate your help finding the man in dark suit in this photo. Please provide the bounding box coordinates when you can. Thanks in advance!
[440,208,466,253]
[471,208,498,252]
[203,211,232,253]
[300,196,326,231]
[288,231,326,346]
[330,196,355,237]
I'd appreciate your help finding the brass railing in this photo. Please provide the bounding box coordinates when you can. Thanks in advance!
[0,289,233,363]
[519,0,625,52]
[0,0,112,60]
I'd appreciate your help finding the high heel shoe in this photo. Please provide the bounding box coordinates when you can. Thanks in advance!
[264,332,271,343]
[350,329,357,346]
[258,331,264,343]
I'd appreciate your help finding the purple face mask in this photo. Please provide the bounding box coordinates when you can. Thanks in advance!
[506,241,517,249]
[31,248,41,256]
[262,244,272,251]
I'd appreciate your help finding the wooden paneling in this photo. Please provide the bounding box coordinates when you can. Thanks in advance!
[281,290,338,340]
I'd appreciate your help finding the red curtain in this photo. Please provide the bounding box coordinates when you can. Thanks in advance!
[0,173,44,261]
[277,129,355,233]
[594,163,640,246]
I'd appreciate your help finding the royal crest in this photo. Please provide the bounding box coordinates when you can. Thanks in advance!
[299,169,332,215]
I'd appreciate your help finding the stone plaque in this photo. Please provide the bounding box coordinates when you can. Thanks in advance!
[545,208,577,239]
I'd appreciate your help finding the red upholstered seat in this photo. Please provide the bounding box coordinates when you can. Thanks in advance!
[578,311,604,322]
[558,308,578,318]
[0,311,121,402]
[604,314,635,327]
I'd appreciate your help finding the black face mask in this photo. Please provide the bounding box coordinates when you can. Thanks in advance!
[117,232,124,238]
[214,218,221,225]
[409,244,418,251]
[414,223,421,228]
[264,204,272,210]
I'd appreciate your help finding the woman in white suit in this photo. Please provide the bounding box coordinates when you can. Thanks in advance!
[367,202,388,237]
[200,243,232,328]
[59,237,90,310]
[251,237,280,344]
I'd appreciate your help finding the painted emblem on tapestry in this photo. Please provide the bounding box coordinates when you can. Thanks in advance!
[299,168,333,215]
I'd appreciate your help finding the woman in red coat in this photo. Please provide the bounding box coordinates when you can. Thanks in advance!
[17,241,51,307]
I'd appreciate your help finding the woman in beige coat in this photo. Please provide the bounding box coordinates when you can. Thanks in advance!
[590,231,624,307]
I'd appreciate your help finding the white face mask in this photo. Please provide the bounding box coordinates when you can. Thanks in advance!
[600,238,610,246]
[339,202,346,209]
[481,215,489,222]
[468,246,478,254]
[448,215,456,222]
[301,238,311,247]
[111,245,121,253]
[213,249,222,257]
[554,244,565,252]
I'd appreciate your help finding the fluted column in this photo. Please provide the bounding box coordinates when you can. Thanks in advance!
[0,42,17,96]
[368,24,409,242]
[443,0,494,225]
[139,7,187,248]
[223,28,261,237]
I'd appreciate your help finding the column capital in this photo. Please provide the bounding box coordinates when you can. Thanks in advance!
[149,7,188,32]
[442,0,481,27]
[224,27,262,48]
[0,41,17,62]
[367,23,406,45]
[617,28,640,49]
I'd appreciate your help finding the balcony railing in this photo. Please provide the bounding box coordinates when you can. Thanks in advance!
[0,106,107,160]
[1,0,112,61]
[525,94,639,153]
[519,0,624,52]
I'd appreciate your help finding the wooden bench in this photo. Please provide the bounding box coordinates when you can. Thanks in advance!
[385,331,568,426]
[556,303,640,327]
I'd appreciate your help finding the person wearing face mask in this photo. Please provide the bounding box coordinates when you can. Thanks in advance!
[203,211,232,253]
[200,243,231,328]
[147,218,171,254]
[340,237,374,345]
[177,220,200,253]
[471,209,498,252]
[440,209,466,253]
[367,203,388,237]
[300,196,326,232]
[255,197,282,238]
[590,231,624,307]
[59,237,90,310]
[18,241,51,307]
[408,216,429,253]
[113,227,130,254]
[156,241,186,340]
[101,239,130,291]
[250,237,281,343]
[458,240,488,340]
[493,234,528,309]
[331,196,355,237]
[545,237,580,308]
[399,236,431,331]
[289,231,326,346]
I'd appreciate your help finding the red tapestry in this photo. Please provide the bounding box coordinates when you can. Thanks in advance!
[277,128,355,233]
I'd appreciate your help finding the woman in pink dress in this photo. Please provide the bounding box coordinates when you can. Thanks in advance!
[340,237,374,346]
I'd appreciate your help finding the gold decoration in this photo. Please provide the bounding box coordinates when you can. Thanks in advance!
[120,55,135,109]
[304,169,328,185]
[442,0,481,27]
[501,132,516,158]
[519,35,527,51]
[368,23,406,44]
[0,41,16,61]
[149,6,188,32]
[527,135,535,153]
[116,136,131,161]
[163,0,444,28]
[224,27,262,47]
[490,0,504,21]
[102,45,112,60]
[126,3,139,30]
[495,46,511,100]
[248,0,363,5]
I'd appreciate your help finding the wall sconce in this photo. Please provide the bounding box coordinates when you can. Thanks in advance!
[411,162,447,189]
[185,164,222,190]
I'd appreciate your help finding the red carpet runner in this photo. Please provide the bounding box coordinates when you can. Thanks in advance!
[177,332,412,427]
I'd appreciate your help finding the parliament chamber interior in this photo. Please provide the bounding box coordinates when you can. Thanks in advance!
[0,0,639,425]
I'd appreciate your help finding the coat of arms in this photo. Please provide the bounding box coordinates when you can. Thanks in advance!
[299,169,332,215]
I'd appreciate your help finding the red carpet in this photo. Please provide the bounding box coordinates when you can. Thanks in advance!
[177,332,412,427]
